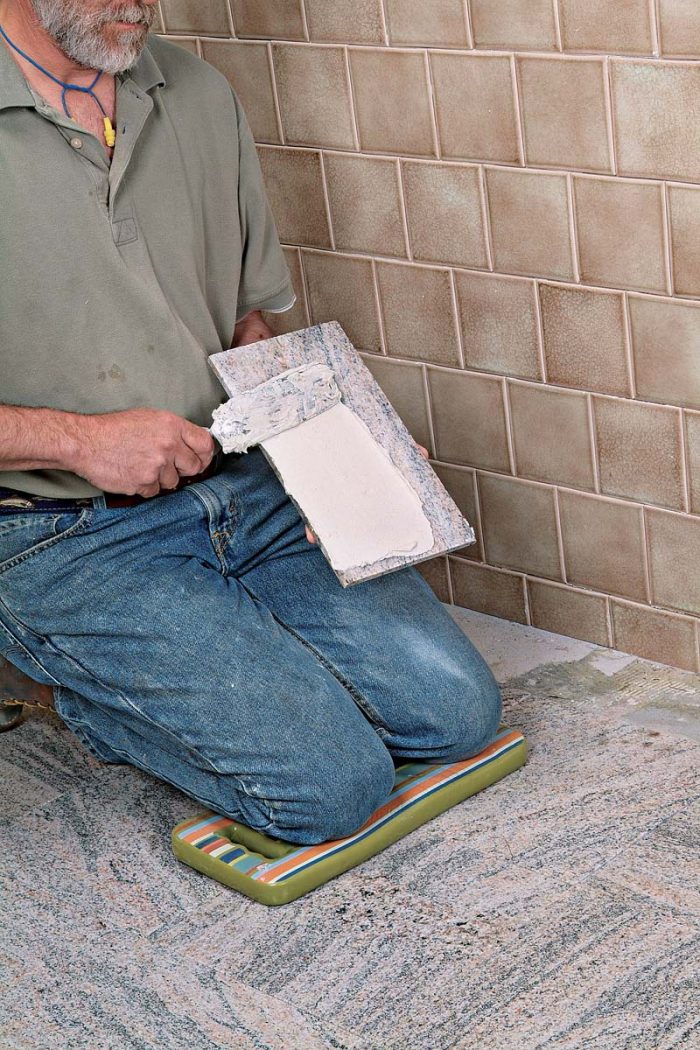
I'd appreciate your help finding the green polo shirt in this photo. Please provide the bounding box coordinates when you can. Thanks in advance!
[0,34,295,498]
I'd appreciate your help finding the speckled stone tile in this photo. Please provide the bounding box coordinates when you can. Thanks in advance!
[2,611,699,1048]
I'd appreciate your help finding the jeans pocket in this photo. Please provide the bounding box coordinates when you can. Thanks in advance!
[0,510,92,575]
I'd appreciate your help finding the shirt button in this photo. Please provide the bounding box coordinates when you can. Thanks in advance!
[70,136,83,150]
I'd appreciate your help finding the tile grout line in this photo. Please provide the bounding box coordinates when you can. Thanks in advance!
[553,487,569,583]
[421,365,439,461]
[478,165,495,271]
[640,506,654,604]
[502,378,517,476]
[533,282,548,382]
[695,619,700,673]
[551,0,563,51]
[377,0,390,46]
[471,469,486,562]
[396,160,413,260]
[371,259,389,355]
[679,409,692,514]
[649,0,661,57]
[445,554,456,605]
[522,574,533,626]
[424,51,442,159]
[317,152,337,252]
[587,393,602,495]
[621,292,638,398]
[343,47,362,152]
[449,269,466,368]
[266,42,286,145]
[223,0,236,39]
[462,0,475,50]
[296,248,313,326]
[510,54,527,167]
[604,595,615,648]
[603,57,618,176]
[566,173,581,283]
[298,0,310,41]
[661,182,675,296]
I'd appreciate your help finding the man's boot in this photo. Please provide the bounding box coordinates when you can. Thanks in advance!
[0,655,56,730]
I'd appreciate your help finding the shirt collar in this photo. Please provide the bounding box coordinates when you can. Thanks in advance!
[0,34,165,113]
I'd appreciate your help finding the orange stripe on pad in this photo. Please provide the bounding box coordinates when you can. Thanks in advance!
[255,730,522,884]
[181,816,234,844]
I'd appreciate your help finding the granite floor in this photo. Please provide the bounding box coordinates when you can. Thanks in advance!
[1,608,698,1050]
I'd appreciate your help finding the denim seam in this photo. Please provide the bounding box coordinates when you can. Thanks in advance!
[181,484,238,575]
[241,588,391,738]
[53,709,278,829]
[0,617,63,687]
[0,509,92,575]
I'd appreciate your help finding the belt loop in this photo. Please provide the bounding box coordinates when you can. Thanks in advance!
[91,494,107,509]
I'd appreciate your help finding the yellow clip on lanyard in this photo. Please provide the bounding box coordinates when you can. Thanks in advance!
[103,117,116,148]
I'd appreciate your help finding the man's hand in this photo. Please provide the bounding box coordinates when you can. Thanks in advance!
[233,310,274,347]
[304,440,430,545]
[69,408,215,498]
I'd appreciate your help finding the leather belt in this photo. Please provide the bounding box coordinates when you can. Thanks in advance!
[0,455,222,513]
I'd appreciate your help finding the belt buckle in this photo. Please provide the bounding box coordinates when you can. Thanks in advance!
[0,495,35,509]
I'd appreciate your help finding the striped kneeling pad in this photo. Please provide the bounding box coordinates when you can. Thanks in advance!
[172,726,527,906]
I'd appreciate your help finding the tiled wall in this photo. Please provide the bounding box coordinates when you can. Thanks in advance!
[158,0,700,673]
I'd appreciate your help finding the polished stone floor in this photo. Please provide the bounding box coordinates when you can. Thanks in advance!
[1,608,698,1049]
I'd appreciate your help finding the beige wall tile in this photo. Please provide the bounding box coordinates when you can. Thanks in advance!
[574,177,666,293]
[428,369,511,471]
[402,162,488,269]
[527,580,609,646]
[164,37,198,53]
[305,0,384,44]
[349,50,435,156]
[646,508,700,614]
[262,247,308,335]
[302,252,381,352]
[161,0,230,34]
[470,0,557,50]
[509,383,595,490]
[539,284,630,396]
[486,169,574,280]
[430,54,519,163]
[257,148,331,248]
[559,0,653,53]
[668,185,700,298]
[559,490,647,601]
[478,473,563,580]
[432,464,483,560]
[362,355,433,453]
[323,154,406,257]
[376,264,460,366]
[455,273,541,381]
[612,61,700,182]
[271,45,355,149]
[231,0,305,39]
[658,0,700,57]
[518,58,611,173]
[201,41,280,143]
[450,558,528,623]
[629,296,700,410]
[416,557,451,603]
[593,397,684,510]
[385,0,468,47]
[685,410,700,514]
[611,601,697,671]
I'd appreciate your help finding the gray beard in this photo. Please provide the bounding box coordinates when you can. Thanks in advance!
[31,1,155,74]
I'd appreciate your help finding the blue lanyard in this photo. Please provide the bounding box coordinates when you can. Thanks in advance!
[0,22,105,119]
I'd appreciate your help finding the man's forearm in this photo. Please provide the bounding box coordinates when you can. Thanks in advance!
[0,405,83,472]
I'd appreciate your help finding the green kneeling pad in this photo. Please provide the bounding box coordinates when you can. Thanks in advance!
[172,726,527,906]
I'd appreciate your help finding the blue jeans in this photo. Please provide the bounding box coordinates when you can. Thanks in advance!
[0,449,502,844]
